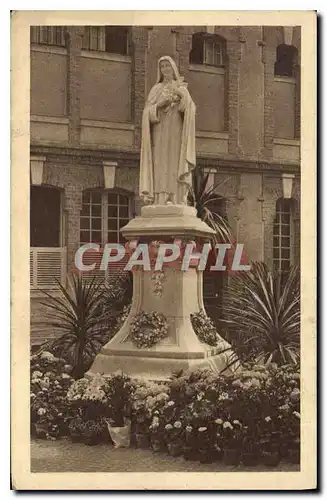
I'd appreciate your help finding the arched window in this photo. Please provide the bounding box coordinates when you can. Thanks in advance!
[30,26,66,47]
[274,44,298,77]
[189,32,226,67]
[82,26,130,55]
[273,198,295,281]
[80,190,132,246]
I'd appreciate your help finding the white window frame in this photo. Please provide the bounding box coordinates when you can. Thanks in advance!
[30,26,66,47]
[203,39,223,67]
[273,198,294,277]
[80,190,132,246]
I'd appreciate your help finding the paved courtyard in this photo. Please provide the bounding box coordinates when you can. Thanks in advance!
[31,439,299,473]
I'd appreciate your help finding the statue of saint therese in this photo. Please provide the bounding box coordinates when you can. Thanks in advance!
[139,56,196,206]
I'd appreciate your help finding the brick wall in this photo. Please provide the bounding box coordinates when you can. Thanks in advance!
[30,50,67,117]
[30,25,301,342]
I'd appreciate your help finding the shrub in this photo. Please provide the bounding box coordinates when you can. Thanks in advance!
[30,351,75,440]
[222,262,300,366]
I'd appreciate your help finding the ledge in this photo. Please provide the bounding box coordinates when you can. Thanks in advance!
[197,131,228,140]
[31,114,69,125]
[189,64,225,75]
[81,50,131,64]
[81,119,134,130]
[29,145,300,174]
[274,76,296,84]
[273,138,300,146]
[31,44,67,56]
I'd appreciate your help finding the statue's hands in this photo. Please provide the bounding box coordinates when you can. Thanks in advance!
[156,96,172,108]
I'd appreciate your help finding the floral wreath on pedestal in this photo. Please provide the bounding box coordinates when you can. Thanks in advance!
[129,311,169,349]
[190,310,222,347]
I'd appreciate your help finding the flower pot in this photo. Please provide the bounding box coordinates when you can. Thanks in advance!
[183,446,198,461]
[242,452,259,466]
[151,437,164,453]
[288,448,300,464]
[35,423,47,439]
[214,447,224,462]
[279,442,290,458]
[84,435,101,446]
[167,443,182,457]
[71,434,83,443]
[261,451,281,467]
[199,450,215,464]
[223,449,241,466]
[107,420,131,449]
[136,433,151,449]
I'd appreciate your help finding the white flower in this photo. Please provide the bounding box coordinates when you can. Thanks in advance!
[167,400,175,407]
[37,408,46,416]
[278,403,290,411]
[198,427,207,432]
[32,371,43,379]
[218,392,229,401]
[165,423,173,430]
[40,351,56,361]
[215,418,223,425]
[233,420,242,426]
[223,421,233,430]
[174,421,182,429]
[293,411,300,419]
[186,425,193,432]
[265,416,272,423]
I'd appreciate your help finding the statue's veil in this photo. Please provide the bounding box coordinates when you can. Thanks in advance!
[156,56,182,83]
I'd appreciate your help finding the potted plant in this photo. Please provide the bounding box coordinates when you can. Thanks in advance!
[82,419,105,446]
[105,373,133,448]
[68,416,84,443]
[222,422,242,466]
[197,426,216,464]
[164,421,184,457]
[183,425,198,461]
[242,434,260,466]
[149,414,166,452]
[288,438,300,464]
[258,418,282,466]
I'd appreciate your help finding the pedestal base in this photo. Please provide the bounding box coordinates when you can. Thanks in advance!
[89,204,235,381]
[89,346,232,381]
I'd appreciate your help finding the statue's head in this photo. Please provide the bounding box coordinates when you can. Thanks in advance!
[157,56,181,83]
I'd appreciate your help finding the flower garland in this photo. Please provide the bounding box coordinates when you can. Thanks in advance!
[151,270,165,297]
[129,311,169,349]
[190,310,221,346]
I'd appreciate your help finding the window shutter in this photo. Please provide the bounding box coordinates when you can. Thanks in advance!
[30,248,66,290]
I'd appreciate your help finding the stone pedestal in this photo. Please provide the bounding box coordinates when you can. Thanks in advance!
[89,205,233,380]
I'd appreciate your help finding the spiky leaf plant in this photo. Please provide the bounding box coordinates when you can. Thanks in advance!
[222,262,300,365]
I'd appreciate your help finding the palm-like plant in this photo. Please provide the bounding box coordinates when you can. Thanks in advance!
[222,262,300,365]
[37,273,112,379]
[188,166,232,244]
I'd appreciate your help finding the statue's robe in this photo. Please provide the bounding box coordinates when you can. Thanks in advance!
[139,82,196,204]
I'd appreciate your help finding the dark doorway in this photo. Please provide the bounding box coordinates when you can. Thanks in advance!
[30,186,61,247]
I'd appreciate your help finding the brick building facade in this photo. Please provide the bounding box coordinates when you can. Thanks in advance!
[30,25,301,345]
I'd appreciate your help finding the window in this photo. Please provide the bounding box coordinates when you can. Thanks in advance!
[30,186,62,247]
[189,33,225,67]
[274,44,298,77]
[105,26,130,56]
[82,26,130,55]
[273,198,293,281]
[80,190,132,246]
[30,26,66,47]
